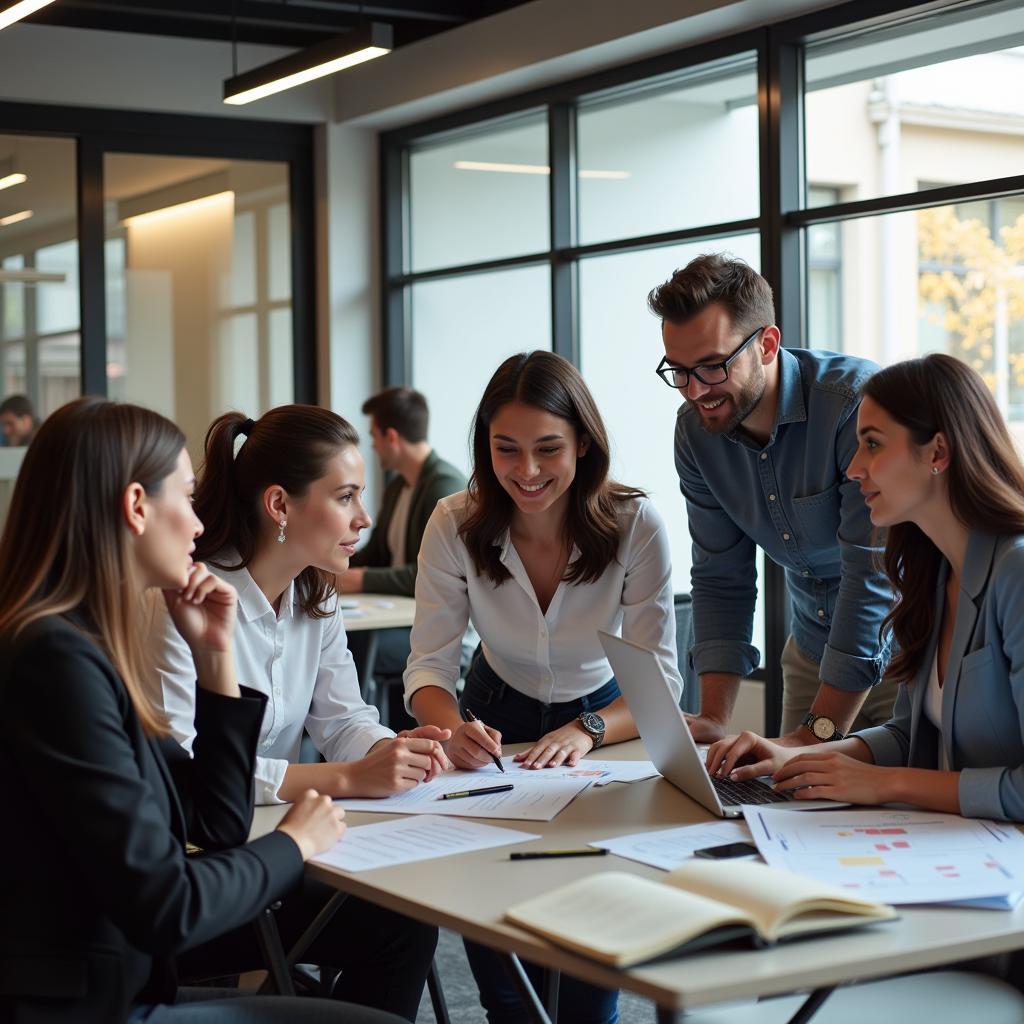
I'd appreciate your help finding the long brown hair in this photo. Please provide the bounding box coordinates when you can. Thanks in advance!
[194,405,359,618]
[864,354,1024,684]
[460,351,644,586]
[0,397,185,735]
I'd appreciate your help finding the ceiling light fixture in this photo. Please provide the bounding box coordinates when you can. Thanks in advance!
[453,160,631,180]
[223,22,393,106]
[0,209,33,226]
[0,0,57,32]
[0,155,27,191]
[121,191,234,228]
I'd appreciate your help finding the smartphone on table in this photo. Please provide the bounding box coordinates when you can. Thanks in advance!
[692,841,760,860]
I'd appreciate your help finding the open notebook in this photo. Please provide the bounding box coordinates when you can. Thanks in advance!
[505,859,897,967]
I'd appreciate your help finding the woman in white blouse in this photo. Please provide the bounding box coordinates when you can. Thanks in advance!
[148,404,445,1021]
[406,351,682,1024]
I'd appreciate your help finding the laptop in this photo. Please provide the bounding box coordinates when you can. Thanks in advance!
[598,630,844,818]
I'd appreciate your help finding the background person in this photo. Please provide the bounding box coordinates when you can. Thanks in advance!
[0,393,38,446]
[650,253,894,746]
[337,387,465,727]
[0,397,395,1024]
[407,351,682,1024]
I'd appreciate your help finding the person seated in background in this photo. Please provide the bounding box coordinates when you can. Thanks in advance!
[0,393,38,447]
[146,404,445,1021]
[337,387,465,727]
[709,353,1024,824]
[0,396,398,1024]
[406,350,683,1024]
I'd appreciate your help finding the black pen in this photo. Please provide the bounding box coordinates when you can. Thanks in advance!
[440,784,514,801]
[462,707,505,773]
[510,849,609,860]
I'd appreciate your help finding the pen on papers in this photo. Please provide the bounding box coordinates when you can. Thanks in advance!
[462,707,505,774]
[509,849,610,860]
[440,784,514,801]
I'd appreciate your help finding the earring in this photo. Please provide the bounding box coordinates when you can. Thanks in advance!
[277,519,287,543]
[932,467,940,476]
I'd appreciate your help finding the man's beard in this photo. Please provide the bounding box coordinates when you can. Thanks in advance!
[697,365,766,435]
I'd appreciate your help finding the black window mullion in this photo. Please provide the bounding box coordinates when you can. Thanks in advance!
[381,138,410,386]
[288,147,317,404]
[76,137,107,397]
[549,103,578,364]
[759,29,804,735]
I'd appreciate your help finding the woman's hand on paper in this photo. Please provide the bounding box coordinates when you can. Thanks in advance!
[705,730,803,781]
[395,725,453,780]
[514,722,593,769]
[447,720,503,771]
[276,789,346,860]
[772,750,894,805]
[344,736,450,797]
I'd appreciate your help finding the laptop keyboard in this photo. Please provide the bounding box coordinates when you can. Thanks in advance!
[711,774,796,806]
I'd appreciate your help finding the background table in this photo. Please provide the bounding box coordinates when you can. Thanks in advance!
[252,740,1024,1021]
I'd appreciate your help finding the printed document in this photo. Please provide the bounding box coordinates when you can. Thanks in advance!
[745,805,1024,904]
[590,821,754,871]
[312,814,538,872]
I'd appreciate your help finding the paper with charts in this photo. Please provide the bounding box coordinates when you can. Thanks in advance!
[744,805,1024,905]
[335,765,594,821]
[312,814,539,872]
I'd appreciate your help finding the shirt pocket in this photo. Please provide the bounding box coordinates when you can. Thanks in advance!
[790,483,841,553]
[953,644,1011,765]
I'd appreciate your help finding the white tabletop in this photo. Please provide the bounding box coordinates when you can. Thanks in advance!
[340,593,416,633]
[251,740,1024,1012]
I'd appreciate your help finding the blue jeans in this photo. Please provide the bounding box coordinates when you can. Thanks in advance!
[460,651,621,1024]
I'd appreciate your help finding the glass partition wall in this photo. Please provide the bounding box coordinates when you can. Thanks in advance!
[382,0,1024,730]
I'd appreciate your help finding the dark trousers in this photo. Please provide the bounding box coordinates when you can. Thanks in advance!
[348,627,416,730]
[177,875,436,1023]
[460,651,621,1024]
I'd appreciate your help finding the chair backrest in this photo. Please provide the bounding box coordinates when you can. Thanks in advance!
[674,593,699,714]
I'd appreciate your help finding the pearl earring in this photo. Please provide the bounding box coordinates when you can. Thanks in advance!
[277,519,287,543]
[932,467,940,476]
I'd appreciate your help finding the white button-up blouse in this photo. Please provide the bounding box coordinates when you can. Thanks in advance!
[404,491,683,708]
[148,558,393,804]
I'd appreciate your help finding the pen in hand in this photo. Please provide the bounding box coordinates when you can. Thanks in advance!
[462,707,505,773]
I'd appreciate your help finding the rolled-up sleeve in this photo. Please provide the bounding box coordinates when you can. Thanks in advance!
[305,607,393,770]
[819,408,892,692]
[676,418,759,678]
[404,503,471,710]
[620,500,684,702]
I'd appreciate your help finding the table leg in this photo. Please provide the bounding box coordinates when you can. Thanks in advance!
[286,891,350,966]
[427,959,452,1024]
[785,987,834,1024]
[655,1008,680,1024]
[500,953,554,1024]
[254,904,296,996]
[541,968,560,1020]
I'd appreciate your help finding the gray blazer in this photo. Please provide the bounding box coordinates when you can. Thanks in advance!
[857,530,1024,821]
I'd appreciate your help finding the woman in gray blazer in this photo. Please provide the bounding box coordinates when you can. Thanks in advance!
[709,353,1024,822]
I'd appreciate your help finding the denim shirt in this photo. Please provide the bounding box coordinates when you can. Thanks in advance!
[674,347,892,692]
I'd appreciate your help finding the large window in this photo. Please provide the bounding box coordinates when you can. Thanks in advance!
[383,0,1024,727]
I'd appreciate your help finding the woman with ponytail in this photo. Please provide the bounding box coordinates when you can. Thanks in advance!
[0,397,397,1023]
[147,404,441,1020]
[708,354,1024,822]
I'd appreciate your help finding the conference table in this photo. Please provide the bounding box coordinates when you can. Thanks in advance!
[251,740,1024,1023]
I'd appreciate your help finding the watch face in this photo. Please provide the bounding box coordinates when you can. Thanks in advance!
[811,716,836,740]
[580,712,605,736]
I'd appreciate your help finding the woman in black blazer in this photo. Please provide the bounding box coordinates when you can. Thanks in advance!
[0,398,400,1024]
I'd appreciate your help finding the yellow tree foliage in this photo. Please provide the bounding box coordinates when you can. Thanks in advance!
[918,206,1024,387]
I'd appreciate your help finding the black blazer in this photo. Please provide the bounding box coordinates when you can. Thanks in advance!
[0,615,305,1024]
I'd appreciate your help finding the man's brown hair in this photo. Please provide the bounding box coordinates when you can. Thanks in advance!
[647,254,775,336]
[362,387,428,444]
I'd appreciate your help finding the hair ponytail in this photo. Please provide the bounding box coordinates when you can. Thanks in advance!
[193,405,359,617]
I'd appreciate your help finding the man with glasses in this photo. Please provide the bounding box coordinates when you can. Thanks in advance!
[649,253,894,747]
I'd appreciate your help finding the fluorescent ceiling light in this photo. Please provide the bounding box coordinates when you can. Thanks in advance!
[224,22,392,105]
[121,190,234,227]
[0,209,32,226]
[0,172,27,190]
[0,0,57,32]
[453,160,630,180]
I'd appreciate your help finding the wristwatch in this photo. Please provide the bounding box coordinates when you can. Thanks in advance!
[577,711,606,749]
[801,711,845,742]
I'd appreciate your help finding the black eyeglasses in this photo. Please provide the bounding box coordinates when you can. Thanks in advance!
[655,326,766,389]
